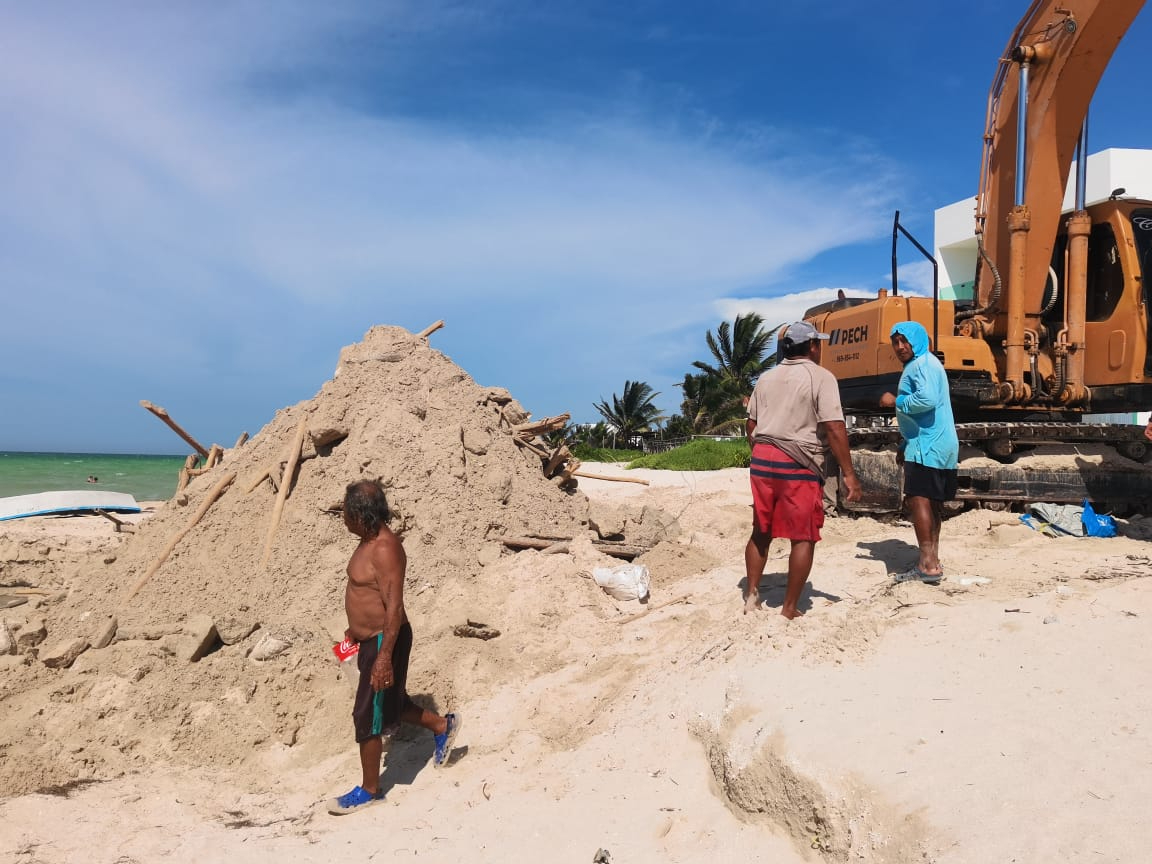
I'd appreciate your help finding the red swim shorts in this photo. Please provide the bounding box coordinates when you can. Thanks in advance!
[749,442,825,541]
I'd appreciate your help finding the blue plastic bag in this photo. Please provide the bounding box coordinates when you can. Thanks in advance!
[1081,500,1117,538]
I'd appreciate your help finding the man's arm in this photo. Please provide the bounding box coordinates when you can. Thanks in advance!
[369,537,407,692]
[819,419,861,502]
[746,417,756,440]
[895,364,943,416]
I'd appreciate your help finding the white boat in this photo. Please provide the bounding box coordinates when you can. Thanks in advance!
[0,491,141,522]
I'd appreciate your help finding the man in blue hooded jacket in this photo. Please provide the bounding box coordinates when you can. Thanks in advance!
[879,321,958,584]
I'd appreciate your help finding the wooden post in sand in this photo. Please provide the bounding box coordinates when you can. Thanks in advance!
[176,453,199,493]
[416,320,445,338]
[139,401,210,459]
[205,444,223,470]
[233,432,249,448]
[259,417,308,570]
[126,471,236,600]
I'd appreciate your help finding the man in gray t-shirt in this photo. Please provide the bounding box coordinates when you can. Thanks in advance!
[744,322,861,619]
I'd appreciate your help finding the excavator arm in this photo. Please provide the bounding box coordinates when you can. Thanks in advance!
[972,0,1143,403]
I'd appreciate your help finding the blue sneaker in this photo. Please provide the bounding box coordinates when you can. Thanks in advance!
[433,713,461,768]
[327,785,384,815]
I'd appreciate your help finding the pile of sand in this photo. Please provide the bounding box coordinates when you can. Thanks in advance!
[0,325,675,796]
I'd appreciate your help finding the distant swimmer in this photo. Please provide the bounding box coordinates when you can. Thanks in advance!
[86,475,98,484]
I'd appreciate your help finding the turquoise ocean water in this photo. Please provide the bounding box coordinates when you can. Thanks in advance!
[0,452,186,501]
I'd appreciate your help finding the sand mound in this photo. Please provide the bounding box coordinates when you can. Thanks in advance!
[0,325,676,796]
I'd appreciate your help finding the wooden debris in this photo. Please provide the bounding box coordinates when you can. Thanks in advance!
[572,470,650,486]
[233,432,249,448]
[544,443,570,477]
[511,414,570,437]
[259,417,308,570]
[244,466,275,494]
[205,444,224,469]
[552,457,582,488]
[513,436,549,459]
[452,620,501,640]
[93,509,134,534]
[126,471,236,600]
[416,319,445,338]
[500,535,650,561]
[619,594,691,624]
[176,453,199,494]
[139,401,210,458]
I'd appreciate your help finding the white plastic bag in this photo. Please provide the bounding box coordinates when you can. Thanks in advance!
[592,564,651,601]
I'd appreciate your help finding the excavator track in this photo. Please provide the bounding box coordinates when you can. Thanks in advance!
[841,423,1152,514]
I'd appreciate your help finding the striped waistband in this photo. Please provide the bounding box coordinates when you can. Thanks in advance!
[750,446,819,483]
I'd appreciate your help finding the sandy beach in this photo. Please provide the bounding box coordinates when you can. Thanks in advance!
[3,327,1152,863]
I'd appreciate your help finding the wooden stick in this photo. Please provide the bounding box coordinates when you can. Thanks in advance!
[619,594,691,624]
[572,470,650,486]
[260,418,308,569]
[541,541,570,555]
[93,509,134,533]
[245,467,272,494]
[233,431,249,448]
[205,444,223,469]
[511,414,571,436]
[126,472,235,600]
[416,320,445,338]
[500,536,650,561]
[553,457,582,486]
[139,401,210,458]
[544,444,570,478]
[176,453,199,494]
[512,436,549,458]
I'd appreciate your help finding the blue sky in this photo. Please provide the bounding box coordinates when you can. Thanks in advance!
[3,1,1152,453]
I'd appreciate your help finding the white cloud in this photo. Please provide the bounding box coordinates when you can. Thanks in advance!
[0,1,907,447]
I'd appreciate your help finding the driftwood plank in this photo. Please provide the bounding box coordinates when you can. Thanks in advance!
[511,414,570,437]
[139,401,209,458]
[259,418,308,569]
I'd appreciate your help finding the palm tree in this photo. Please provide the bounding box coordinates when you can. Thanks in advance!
[692,312,781,392]
[593,380,664,446]
[685,313,783,434]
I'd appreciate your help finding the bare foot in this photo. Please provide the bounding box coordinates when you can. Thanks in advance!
[780,606,805,620]
[743,594,763,614]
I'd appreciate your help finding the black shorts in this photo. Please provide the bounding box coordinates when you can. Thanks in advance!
[353,621,413,742]
[904,460,958,502]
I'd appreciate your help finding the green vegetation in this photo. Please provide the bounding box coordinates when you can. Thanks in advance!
[570,444,637,463]
[626,437,751,471]
[593,380,664,441]
[674,312,782,435]
[580,312,784,465]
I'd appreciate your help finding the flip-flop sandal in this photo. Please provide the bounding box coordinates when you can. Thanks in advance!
[892,566,943,585]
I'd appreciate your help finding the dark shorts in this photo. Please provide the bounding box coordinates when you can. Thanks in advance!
[749,442,825,541]
[904,460,958,502]
[353,621,413,743]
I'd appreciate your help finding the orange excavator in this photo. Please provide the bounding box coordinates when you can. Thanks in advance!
[803,0,1152,512]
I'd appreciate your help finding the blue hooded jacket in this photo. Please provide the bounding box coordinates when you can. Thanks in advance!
[891,321,959,469]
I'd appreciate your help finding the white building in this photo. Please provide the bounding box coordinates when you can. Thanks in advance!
[934,147,1152,302]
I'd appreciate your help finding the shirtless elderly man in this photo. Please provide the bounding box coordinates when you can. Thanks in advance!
[328,479,460,815]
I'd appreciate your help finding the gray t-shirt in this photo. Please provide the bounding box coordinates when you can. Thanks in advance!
[746,358,845,478]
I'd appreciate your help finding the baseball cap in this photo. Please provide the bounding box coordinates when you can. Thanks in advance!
[782,321,830,346]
